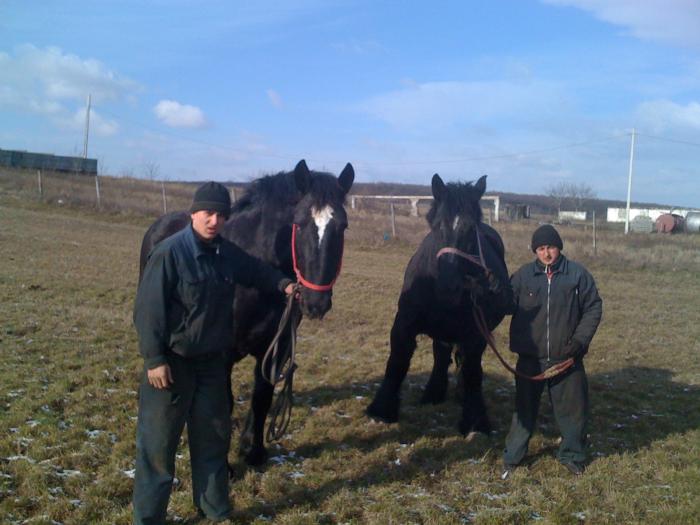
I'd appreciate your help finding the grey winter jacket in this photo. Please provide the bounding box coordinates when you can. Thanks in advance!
[509,255,602,361]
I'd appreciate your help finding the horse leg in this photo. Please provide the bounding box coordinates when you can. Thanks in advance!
[366,312,418,423]
[457,340,492,437]
[238,358,274,466]
[420,339,453,404]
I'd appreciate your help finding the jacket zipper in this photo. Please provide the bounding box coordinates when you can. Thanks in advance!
[546,265,551,361]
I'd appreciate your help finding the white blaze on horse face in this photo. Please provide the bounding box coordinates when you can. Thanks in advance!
[453,216,460,231]
[311,205,334,247]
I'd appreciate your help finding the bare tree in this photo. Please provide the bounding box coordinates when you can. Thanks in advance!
[143,162,160,181]
[546,181,597,212]
[120,167,136,179]
[97,157,109,176]
[571,182,596,211]
[546,181,572,213]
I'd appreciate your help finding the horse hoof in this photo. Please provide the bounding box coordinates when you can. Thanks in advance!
[459,420,492,438]
[365,402,399,423]
[420,387,447,405]
[244,447,268,467]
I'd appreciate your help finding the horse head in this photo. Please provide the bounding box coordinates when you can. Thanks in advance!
[427,173,488,306]
[290,160,354,319]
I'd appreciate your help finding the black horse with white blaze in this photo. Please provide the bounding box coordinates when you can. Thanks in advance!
[139,160,354,465]
[366,174,512,436]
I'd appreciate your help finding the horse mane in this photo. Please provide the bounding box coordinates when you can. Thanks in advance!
[231,171,299,213]
[426,181,484,226]
[231,169,346,214]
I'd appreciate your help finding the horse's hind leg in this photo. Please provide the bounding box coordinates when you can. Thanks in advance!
[238,358,274,466]
[457,341,492,437]
[421,339,453,404]
[366,312,418,423]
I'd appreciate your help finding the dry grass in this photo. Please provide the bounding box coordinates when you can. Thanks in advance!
[1,167,197,219]
[1,170,699,524]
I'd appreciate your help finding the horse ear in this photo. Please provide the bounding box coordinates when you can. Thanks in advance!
[431,174,446,201]
[475,175,487,198]
[338,163,354,194]
[293,159,311,194]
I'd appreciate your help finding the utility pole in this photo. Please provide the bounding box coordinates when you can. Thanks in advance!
[83,94,91,158]
[624,128,636,234]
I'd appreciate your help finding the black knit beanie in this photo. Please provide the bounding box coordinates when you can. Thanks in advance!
[531,224,563,252]
[190,182,231,219]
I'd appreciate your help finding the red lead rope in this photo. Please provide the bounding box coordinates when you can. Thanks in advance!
[291,223,344,292]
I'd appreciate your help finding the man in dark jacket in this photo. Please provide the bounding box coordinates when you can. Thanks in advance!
[133,182,294,524]
[502,224,602,478]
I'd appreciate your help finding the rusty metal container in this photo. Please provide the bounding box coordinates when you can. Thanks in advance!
[655,213,684,233]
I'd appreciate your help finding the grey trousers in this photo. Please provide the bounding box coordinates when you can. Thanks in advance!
[503,356,589,466]
[133,352,232,525]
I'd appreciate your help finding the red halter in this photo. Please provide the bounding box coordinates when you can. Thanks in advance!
[291,223,344,292]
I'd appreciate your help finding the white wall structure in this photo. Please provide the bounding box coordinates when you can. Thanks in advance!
[350,194,500,221]
[607,207,695,223]
[559,211,587,221]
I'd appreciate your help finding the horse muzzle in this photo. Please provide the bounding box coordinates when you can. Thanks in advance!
[299,288,332,319]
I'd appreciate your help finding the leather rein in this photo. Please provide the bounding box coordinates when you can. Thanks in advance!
[262,223,345,442]
[436,227,573,381]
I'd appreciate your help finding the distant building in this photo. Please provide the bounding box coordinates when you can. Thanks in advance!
[607,207,696,223]
[558,210,587,221]
[0,148,97,175]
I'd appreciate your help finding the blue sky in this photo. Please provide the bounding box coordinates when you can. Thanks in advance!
[2,1,700,207]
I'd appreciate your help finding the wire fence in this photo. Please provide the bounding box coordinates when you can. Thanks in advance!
[0,168,222,218]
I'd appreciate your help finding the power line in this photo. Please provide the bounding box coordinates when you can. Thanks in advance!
[635,132,700,149]
[94,104,700,169]
[355,134,627,167]
[97,106,301,162]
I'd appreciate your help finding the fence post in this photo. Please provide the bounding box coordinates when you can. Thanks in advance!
[37,170,43,199]
[95,174,101,209]
[231,186,237,203]
[161,180,167,214]
[592,210,597,256]
[390,201,396,238]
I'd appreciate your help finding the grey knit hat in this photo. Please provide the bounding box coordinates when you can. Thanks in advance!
[190,182,231,219]
[531,224,563,252]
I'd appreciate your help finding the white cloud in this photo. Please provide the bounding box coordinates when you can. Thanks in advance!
[635,99,700,132]
[0,45,137,116]
[357,79,567,132]
[266,89,283,108]
[67,108,119,137]
[153,100,206,128]
[543,0,700,48]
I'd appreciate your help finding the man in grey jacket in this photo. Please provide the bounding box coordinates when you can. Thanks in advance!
[133,182,294,524]
[502,224,602,478]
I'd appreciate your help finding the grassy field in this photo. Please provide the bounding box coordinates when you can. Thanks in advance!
[1,177,699,524]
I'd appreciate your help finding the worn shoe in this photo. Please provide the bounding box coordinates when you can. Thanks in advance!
[561,461,585,476]
[501,463,518,480]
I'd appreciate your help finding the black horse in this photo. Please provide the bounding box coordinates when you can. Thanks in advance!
[366,174,512,436]
[139,159,354,465]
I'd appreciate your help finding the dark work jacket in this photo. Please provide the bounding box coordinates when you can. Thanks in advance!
[509,254,602,361]
[134,226,292,369]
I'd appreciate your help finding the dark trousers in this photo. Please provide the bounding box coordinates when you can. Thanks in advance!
[503,356,589,466]
[133,352,232,525]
